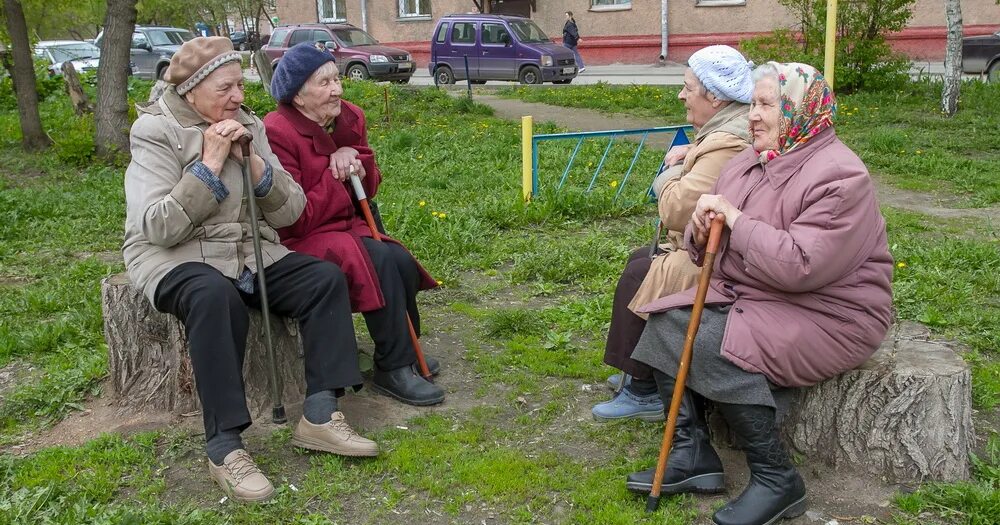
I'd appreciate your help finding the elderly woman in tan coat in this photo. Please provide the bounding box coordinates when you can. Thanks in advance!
[593,45,754,427]
[124,37,379,504]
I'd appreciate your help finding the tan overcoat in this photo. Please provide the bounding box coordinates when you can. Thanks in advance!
[628,103,750,317]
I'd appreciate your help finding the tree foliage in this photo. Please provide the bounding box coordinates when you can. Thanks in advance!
[740,0,916,92]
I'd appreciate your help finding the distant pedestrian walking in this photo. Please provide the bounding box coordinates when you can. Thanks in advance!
[562,11,585,72]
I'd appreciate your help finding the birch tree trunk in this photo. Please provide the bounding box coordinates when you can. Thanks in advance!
[941,0,963,116]
[95,0,137,160]
[3,0,53,152]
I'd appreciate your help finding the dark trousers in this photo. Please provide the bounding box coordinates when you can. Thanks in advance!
[154,252,361,441]
[360,237,421,371]
[603,247,655,380]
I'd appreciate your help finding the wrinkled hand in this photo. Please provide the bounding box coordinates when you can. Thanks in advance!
[329,147,363,181]
[663,144,691,167]
[690,194,741,247]
[202,119,249,173]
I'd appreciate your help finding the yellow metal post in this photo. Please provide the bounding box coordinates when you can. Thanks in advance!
[521,115,533,202]
[824,0,838,90]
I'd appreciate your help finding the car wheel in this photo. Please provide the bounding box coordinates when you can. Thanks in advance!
[518,66,542,85]
[435,66,455,85]
[157,65,167,80]
[346,64,370,81]
[239,42,247,51]
[988,61,1000,83]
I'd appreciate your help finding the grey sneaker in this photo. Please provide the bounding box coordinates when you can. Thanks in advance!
[208,449,274,503]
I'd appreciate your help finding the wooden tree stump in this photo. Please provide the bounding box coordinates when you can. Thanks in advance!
[101,273,307,420]
[61,61,93,115]
[710,322,973,483]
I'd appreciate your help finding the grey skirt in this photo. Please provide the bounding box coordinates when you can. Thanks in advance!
[631,305,784,411]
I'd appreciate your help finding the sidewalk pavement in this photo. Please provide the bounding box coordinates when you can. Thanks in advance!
[245,61,969,88]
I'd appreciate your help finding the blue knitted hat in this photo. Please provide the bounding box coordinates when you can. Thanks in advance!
[271,43,336,103]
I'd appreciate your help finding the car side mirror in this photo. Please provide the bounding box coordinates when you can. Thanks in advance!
[134,42,151,51]
[324,41,337,50]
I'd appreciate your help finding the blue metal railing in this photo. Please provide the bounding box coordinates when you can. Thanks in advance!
[529,125,693,199]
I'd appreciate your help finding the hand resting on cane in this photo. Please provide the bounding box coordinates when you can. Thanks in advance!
[202,120,265,185]
[690,194,742,248]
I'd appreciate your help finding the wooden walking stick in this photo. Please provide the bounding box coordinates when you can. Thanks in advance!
[348,172,434,381]
[646,214,725,512]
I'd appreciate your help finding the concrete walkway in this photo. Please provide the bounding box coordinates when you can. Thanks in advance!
[247,61,973,87]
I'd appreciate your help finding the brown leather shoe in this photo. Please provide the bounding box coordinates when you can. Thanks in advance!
[291,411,379,457]
[208,449,274,503]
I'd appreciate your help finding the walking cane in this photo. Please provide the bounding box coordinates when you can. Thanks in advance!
[348,172,434,381]
[645,214,725,512]
[238,134,287,424]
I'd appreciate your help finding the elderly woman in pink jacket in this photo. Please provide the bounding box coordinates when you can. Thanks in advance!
[626,62,893,525]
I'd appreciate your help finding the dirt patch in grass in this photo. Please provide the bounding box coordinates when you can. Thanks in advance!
[875,180,1000,220]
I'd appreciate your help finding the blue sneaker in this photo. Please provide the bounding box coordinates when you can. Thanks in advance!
[592,388,665,422]
[606,373,631,391]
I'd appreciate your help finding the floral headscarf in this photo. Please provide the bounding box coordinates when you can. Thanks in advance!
[756,62,837,164]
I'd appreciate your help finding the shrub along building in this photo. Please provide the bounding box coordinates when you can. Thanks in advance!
[270,0,999,66]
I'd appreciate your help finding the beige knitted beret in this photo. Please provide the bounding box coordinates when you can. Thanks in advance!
[164,36,242,95]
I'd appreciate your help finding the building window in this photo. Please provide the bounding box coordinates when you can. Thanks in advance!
[696,0,746,6]
[591,0,632,9]
[399,0,431,18]
[318,0,346,22]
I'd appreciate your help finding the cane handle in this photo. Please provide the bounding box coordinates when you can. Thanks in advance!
[349,173,367,201]
[237,133,252,157]
[706,214,725,254]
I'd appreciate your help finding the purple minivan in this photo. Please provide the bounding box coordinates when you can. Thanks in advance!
[429,14,578,85]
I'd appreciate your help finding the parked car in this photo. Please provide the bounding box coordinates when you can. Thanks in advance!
[263,23,415,83]
[96,26,195,80]
[230,31,248,50]
[429,14,577,85]
[33,40,100,76]
[962,29,1000,82]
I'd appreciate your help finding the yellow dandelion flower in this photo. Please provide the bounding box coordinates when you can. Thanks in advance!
[916,150,922,154]
[897,262,907,268]
[899,150,906,154]
[431,211,439,217]
[609,180,618,188]
[436,280,443,286]
[438,212,447,218]
[419,200,426,207]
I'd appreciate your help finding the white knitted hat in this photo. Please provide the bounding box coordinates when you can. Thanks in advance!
[688,45,755,104]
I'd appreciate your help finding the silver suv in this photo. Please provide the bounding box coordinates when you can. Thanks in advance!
[97,26,195,80]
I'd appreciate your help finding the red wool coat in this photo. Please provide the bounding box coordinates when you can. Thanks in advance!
[638,128,894,388]
[263,101,436,312]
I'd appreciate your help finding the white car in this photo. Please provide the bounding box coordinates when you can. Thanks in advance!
[34,40,101,76]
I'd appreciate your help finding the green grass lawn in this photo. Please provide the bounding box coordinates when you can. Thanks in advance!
[0,80,997,523]
[497,81,1000,207]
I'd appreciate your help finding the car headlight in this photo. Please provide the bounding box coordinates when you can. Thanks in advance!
[405,53,412,62]
[541,55,553,67]
[370,54,388,63]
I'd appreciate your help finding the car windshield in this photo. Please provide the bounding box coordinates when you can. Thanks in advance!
[147,30,195,46]
[509,20,550,44]
[331,28,379,46]
[45,43,100,62]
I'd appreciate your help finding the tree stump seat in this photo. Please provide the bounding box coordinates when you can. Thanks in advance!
[102,273,308,420]
[102,273,974,483]
[710,321,974,483]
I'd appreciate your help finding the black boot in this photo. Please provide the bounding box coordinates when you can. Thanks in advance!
[625,371,725,495]
[372,365,445,406]
[712,403,806,525]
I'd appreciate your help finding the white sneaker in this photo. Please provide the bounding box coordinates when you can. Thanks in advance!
[580,67,587,72]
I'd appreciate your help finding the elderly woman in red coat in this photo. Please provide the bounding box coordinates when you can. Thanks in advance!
[263,43,444,406]
[627,63,893,525]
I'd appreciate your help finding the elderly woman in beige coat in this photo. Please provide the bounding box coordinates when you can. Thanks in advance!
[593,45,754,426]
[124,37,379,504]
